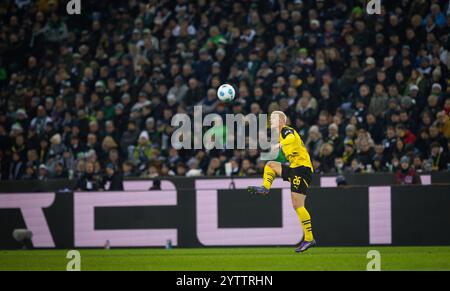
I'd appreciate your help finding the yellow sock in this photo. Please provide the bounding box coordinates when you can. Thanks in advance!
[296,206,314,242]
[262,164,276,190]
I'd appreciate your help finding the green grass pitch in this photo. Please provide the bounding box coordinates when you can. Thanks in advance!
[1,246,449,271]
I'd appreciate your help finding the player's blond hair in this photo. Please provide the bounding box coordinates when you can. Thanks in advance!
[271,111,287,123]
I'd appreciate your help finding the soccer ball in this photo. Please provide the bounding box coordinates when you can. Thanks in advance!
[217,84,235,102]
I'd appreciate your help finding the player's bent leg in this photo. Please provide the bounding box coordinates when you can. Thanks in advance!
[262,161,281,189]
[247,161,281,196]
[292,192,316,253]
[266,161,282,175]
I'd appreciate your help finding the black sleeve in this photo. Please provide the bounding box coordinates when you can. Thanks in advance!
[281,127,295,139]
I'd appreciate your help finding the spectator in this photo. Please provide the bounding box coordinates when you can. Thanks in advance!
[101,136,118,162]
[348,159,363,173]
[396,124,417,145]
[75,161,103,191]
[228,158,240,176]
[429,142,447,171]
[239,159,257,176]
[325,123,341,155]
[41,12,68,43]
[206,158,223,176]
[168,76,189,103]
[415,128,431,155]
[195,150,210,173]
[122,161,135,178]
[373,156,388,172]
[120,122,139,157]
[396,156,421,185]
[48,134,65,159]
[412,155,426,173]
[365,114,383,144]
[318,143,335,173]
[22,164,37,180]
[368,84,389,118]
[429,125,446,148]
[186,159,203,177]
[199,88,219,114]
[142,163,160,179]
[333,157,345,174]
[12,134,27,161]
[37,164,49,181]
[176,162,187,176]
[383,126,398,159]
[9,152,24,180]
[357,139,375,171]
[343,124,357,145]
[30,106,52,136]
[306,125,323,159]
[52,162,68,179]
[423,3,447,27]
[435,111,450,139]
[394,138,407,158]
[342,140,356,168]
[102,164,124,191]
[130,131,154,171]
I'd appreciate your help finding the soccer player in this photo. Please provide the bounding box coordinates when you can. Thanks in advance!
[248,111,316,253]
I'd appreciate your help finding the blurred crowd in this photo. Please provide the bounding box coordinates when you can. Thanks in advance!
[0,0,449,186]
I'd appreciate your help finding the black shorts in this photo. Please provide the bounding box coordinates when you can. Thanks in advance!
[281,165,312,195]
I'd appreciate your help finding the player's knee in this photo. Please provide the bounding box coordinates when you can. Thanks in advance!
[292,197,305,209]
[293,202,303,210]
[266,161,277,170]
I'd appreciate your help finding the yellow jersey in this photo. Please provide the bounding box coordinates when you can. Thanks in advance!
[279,126,313,171]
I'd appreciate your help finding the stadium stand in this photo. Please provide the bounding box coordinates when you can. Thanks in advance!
[0,0,449,186]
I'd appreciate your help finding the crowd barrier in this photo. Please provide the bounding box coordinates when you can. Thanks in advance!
[0,172,449,193]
